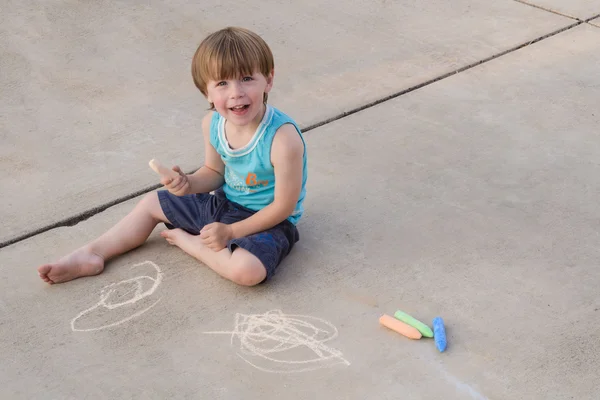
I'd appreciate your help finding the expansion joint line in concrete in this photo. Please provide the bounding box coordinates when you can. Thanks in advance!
[0,19,590,250]
[0,177,199,249]
[513,1,600,26]
[512,0,580,21]
[585,14,600,23]
[300,20,583,133]
[587,16,600,28]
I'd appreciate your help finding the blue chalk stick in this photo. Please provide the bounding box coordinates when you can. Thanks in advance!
[433,317,447,353]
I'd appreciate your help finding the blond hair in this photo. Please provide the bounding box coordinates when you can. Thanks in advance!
[191,27,274,109]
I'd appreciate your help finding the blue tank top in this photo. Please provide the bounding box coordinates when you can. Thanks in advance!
[209,105,307,225]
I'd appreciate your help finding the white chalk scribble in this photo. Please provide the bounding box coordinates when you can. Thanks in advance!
[203,309,350,373]
[71,261,163,332]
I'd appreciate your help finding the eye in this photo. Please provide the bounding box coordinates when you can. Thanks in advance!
[216,81,227,87]
[242,76,253,82]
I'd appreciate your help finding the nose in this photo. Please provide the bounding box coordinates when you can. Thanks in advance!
[229,81,245,99]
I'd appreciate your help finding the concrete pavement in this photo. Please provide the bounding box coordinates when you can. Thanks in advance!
[515,0,600,20]
[2,2,600,400]
[0,0,576,245]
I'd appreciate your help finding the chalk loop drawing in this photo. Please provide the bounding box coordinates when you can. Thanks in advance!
[71,261,163,332]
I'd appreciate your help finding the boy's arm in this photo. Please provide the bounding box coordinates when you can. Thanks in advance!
[187,112,226,194]
[230,124,304,239]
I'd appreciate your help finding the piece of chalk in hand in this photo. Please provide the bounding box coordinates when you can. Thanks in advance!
[379,314,422,339]
[393,310,434,338]
[433,317,447,352]
[149,159,179,179]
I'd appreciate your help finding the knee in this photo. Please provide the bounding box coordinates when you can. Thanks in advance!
[229,258,266,287]
[138,192,158,208]
[137,192,162,217]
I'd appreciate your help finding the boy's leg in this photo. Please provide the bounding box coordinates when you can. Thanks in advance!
[153,189,268,286]
[161,229,266,286]
[161,216,297,286]
[37,192,169,284]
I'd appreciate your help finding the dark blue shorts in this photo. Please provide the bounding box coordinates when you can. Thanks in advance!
[157,188,299,281]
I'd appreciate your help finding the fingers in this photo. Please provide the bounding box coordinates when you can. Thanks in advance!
[200,234,212,248]
[200,233,212,247]
[199,225,225,251]
[160,176,173,186]
[200,223,213,236]
[204,239,224,251]
[162,174,190,196]
[170,177,188,193]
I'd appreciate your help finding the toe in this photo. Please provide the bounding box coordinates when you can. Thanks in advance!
[37,264,51,275]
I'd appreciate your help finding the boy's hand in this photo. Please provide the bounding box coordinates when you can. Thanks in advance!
[162,166,190,196]
[200,222,233,251]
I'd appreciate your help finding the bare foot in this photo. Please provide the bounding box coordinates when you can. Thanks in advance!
[37,247,105,284]
[160,228,192,248]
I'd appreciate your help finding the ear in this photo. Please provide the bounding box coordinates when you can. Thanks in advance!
[264,69,275,94]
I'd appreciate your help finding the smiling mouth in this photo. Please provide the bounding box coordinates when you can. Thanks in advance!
[230,105,250,111]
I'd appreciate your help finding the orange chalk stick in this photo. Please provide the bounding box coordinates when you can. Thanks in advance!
[379,314,422,339]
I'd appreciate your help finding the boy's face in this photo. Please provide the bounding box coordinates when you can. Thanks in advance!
[206,70,274,127]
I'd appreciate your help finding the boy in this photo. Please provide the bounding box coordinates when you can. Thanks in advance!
[37,27,307,286]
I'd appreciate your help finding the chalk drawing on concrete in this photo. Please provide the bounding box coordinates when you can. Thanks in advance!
[203,309,350,373]
[71,261,163,332]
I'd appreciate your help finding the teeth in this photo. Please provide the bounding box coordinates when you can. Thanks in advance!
[232,105,245,110]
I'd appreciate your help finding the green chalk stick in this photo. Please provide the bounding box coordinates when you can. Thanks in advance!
[393,310,434,338]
